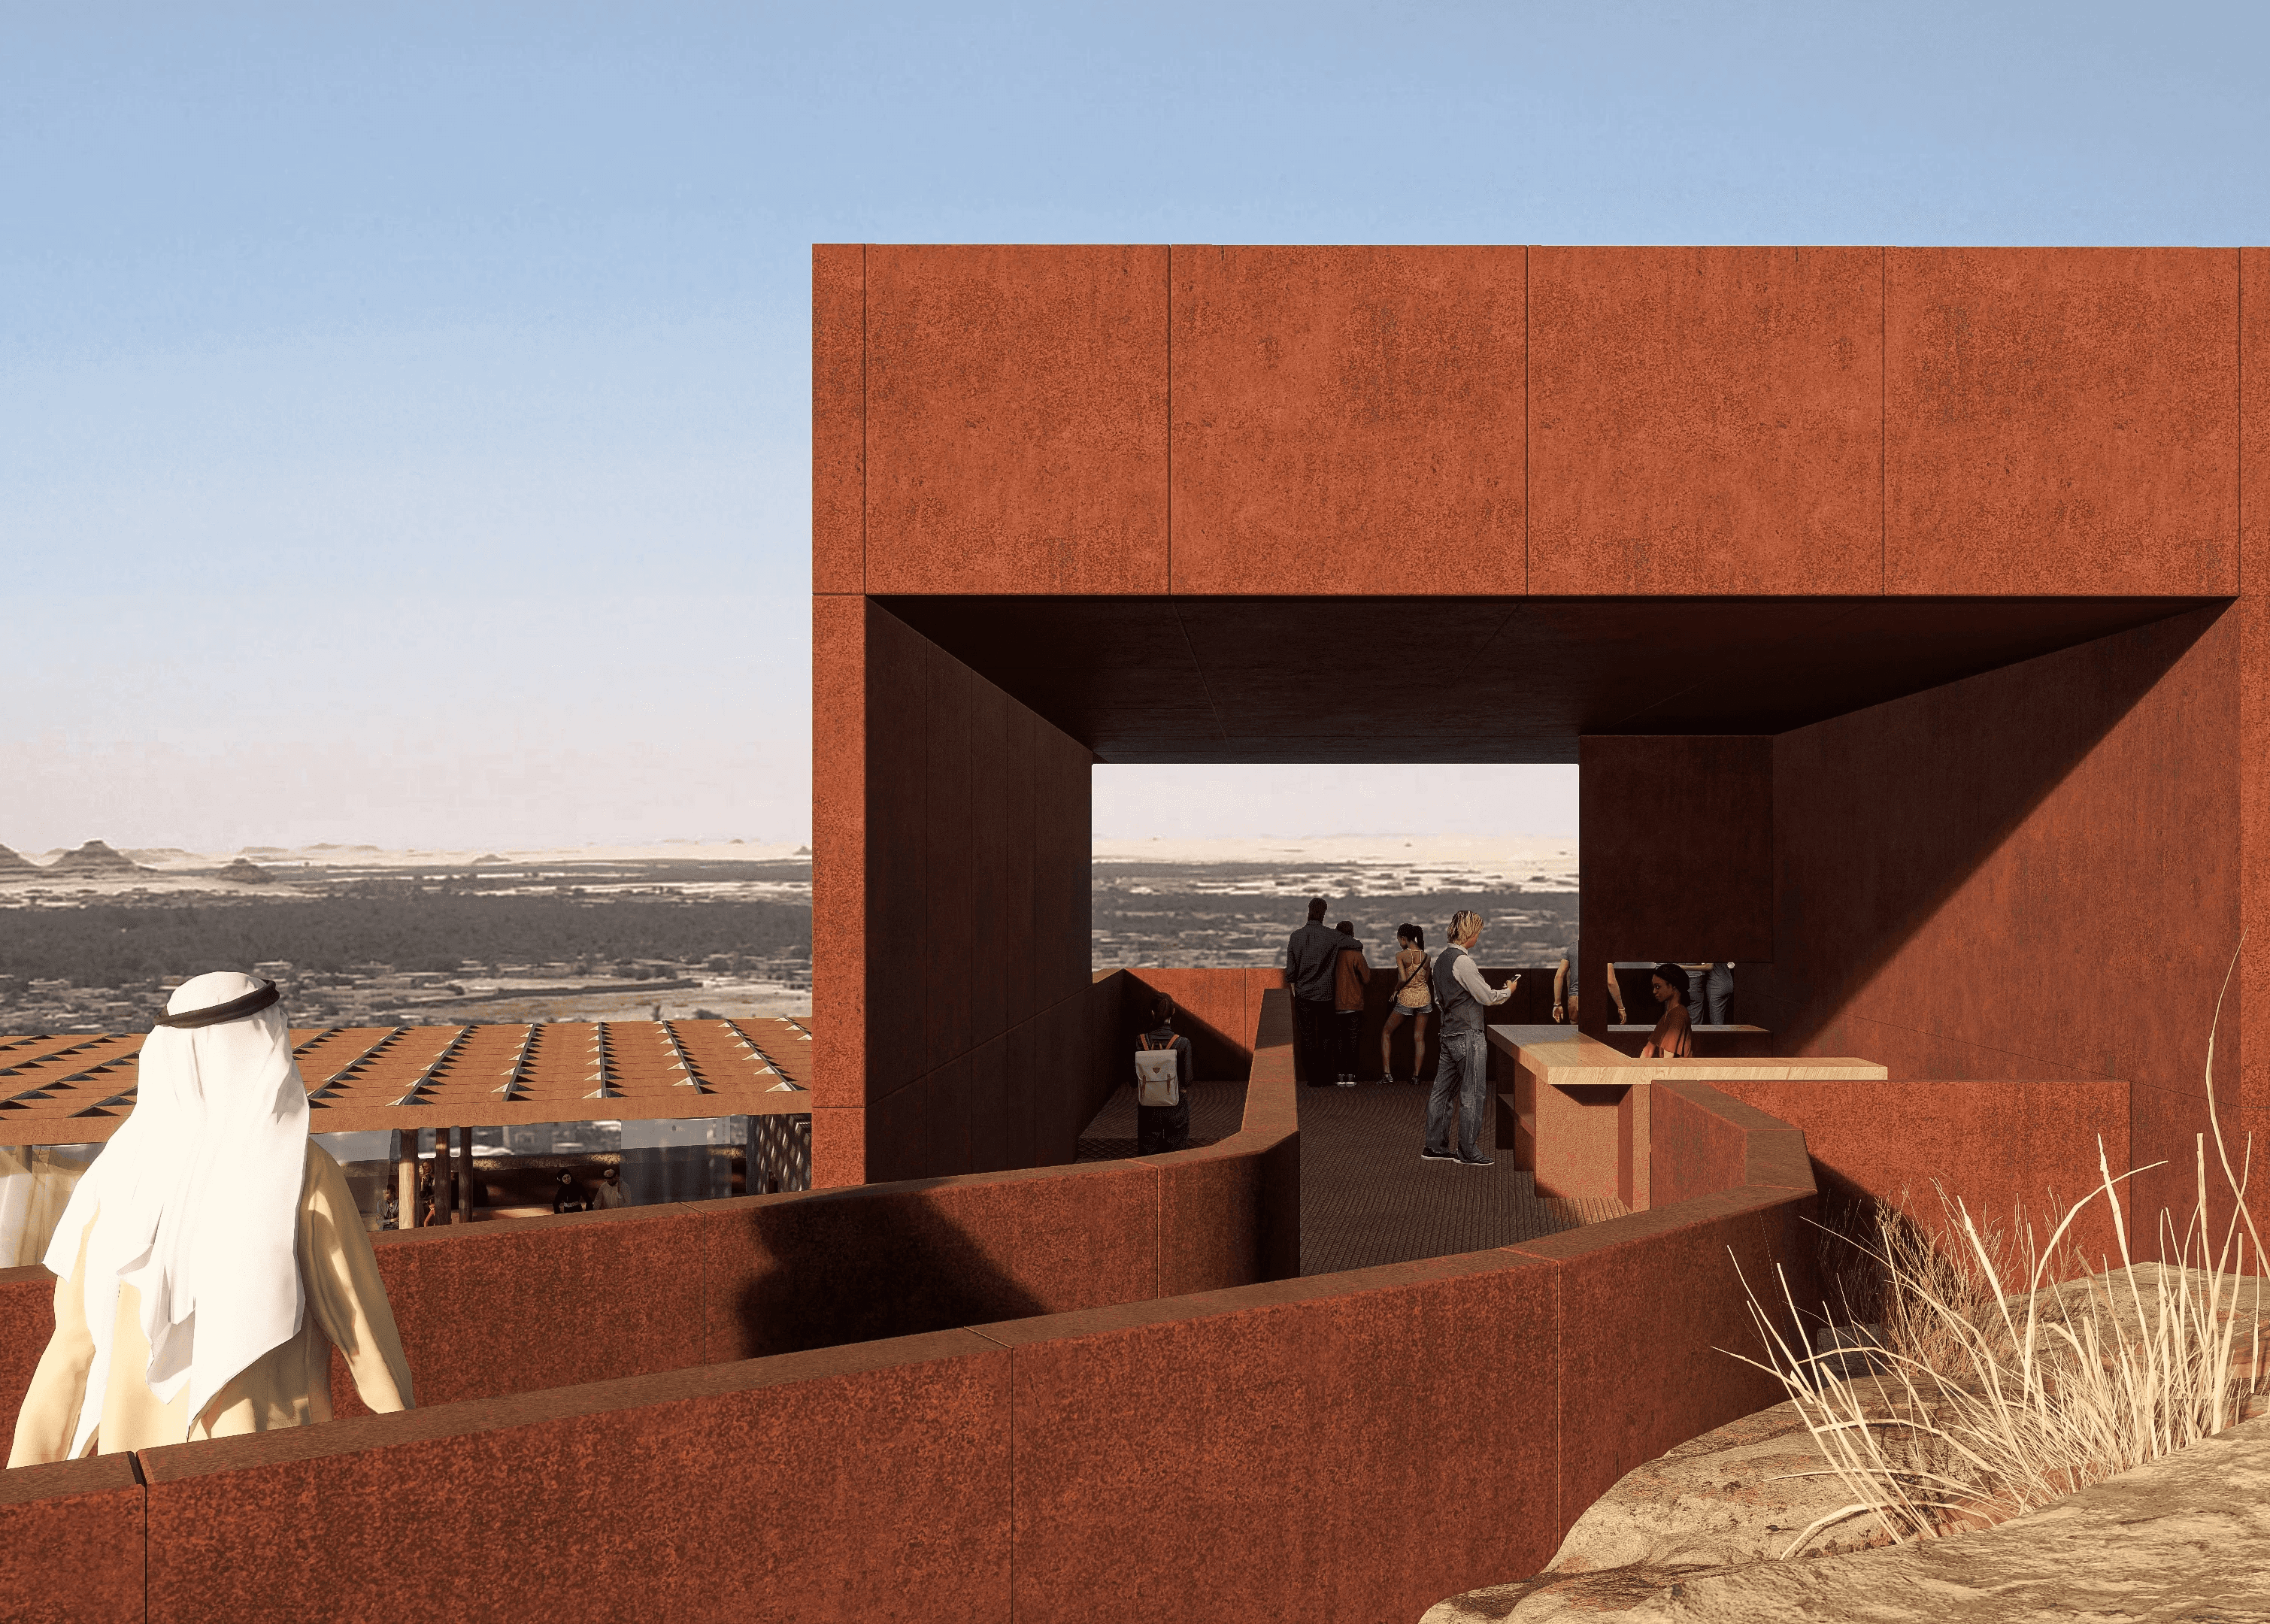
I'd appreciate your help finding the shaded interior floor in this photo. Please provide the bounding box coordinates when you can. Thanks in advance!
[1075,1080,1249,1162]
[1075,1079,1625,1277]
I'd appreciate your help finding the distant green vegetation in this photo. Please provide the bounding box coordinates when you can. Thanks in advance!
[0,892,811,986]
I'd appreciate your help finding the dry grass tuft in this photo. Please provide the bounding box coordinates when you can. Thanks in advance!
[1732,959,2265,1557]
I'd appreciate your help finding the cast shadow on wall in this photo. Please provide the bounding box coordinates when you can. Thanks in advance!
[1766,604,2228,1063]
[727,1189,1049,1362]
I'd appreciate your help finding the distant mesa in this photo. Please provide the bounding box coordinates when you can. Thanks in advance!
[471,853,508,866]
[123,847,194,864]
[218,857,275,885]
[44,840,153,876]
[0,844,38,874]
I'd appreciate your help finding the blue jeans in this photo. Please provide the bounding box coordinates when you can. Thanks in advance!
[1426,1029,1490,1160]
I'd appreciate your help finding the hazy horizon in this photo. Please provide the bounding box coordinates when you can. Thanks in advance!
[11,4,2263,849]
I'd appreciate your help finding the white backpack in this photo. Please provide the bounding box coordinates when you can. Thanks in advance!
[1135,1034,1180,1107]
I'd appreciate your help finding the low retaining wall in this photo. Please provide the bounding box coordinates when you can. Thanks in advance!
[0,982,1831,1622]
[1699,1075,2135,1264]
[0,983,1300,1444]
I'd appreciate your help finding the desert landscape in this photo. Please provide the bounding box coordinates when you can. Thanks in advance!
[0,834,1579,1033]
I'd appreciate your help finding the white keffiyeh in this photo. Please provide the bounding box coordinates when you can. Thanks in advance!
[41,971,309,1455]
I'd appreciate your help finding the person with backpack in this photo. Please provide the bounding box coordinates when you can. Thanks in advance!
[1133,993,1196,1154]
[1377,923,1434,1083]
[1424,910,1514,1166]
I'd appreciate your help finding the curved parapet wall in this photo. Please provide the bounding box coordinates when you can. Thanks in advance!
[0,981,1856,1622]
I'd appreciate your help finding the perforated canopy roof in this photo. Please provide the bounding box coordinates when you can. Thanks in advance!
[0,1019,813,1145]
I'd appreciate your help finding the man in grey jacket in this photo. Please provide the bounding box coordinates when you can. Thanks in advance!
[1424,909,1514,1165]
[1285,897,1371,1087]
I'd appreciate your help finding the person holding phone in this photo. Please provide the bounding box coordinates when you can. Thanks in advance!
[1423,910,1513,1166]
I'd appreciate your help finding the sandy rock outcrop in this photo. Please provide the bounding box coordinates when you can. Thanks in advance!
[217,857,274,884]
[0,844,38,874]
[41,839,151,876]
[1429,1409,2270,1622]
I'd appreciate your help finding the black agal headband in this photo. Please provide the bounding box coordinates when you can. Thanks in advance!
[154,978,280,1029]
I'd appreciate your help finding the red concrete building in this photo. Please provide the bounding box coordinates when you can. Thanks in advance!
[814,243,2268,1244]
[5,244,2268,1622]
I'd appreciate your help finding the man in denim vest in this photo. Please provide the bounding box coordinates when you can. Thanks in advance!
[1423,910,1513,1165]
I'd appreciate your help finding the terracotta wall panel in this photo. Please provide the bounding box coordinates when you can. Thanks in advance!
[1510,1189,1815,1535]
[2241,247,2270,1138]
[863,605,930,1104]
[968,1033,1014,1175]
[817,600,1092,1183]
[809,1104,866,1191]
[1647,1086,1750,1207]
[346,1210,708,1413]
[866,244,1168,594]
[812,243,865,593]
[1147,1148,1265,1296]
[1168,244,1526,594]
[968,680,1025,1041]
[810,595,867,1117]
[144,1333,1013,1624]
[923,647,974,1073]
[987,1256,1559,1624]
[926,1055,974,1177]
[1120,967,1283,1077]
[0,1268,51,1444]
[1708,1077,2132,1262]
[1031,992,1089,1168]
[864,1076,929,1186]
[1885,247,2239,595]
[699,1169,1159,1363]
[1578,735,1771,1041]
[0,1455,143,1624]
[1032,720,1094,1007]
[1770,607,2244,1231]
[1529,246,1883,595]
[1003,1018,1038,1171]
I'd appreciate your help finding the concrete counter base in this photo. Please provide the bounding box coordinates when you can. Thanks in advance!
[1489,1026,1886,1208]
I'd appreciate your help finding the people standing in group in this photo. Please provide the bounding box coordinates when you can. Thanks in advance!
[1638,962,1696,1059]
[1423,910,1514,1166]
[1330,922,1369,1087]
[1133,992,1196,1153]
[1378,924,1435,1082]
[1285,898,1371,1088]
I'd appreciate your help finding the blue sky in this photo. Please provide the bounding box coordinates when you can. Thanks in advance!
[6,2,2265,851]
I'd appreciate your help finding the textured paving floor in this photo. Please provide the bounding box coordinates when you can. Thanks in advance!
[1293,1082,1626,1276]
[1075,1080,1249,1162]
[1076,1079,1624,1277]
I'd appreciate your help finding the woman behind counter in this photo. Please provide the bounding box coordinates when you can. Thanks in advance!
[1638,962,1695,1059]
